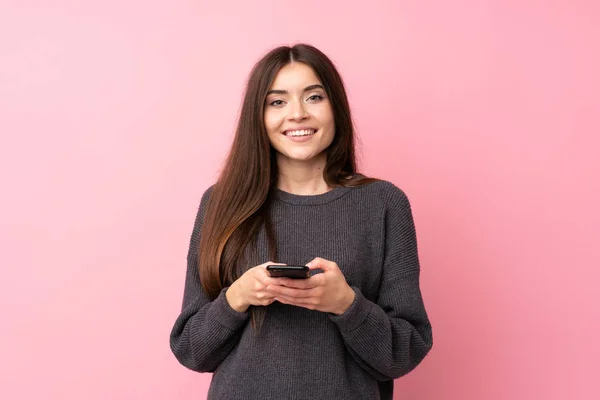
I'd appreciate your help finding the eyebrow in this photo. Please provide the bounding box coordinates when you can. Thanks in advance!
[266,84,324,96]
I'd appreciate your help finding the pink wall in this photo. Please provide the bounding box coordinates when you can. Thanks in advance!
[1,1,598,399]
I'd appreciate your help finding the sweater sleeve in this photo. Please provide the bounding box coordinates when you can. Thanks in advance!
[329,185,433,380]
[169,186,250,372]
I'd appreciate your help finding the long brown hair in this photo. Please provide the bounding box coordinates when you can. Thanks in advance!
[198,43,378,331]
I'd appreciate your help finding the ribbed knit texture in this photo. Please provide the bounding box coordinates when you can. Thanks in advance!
[170,180,433,400]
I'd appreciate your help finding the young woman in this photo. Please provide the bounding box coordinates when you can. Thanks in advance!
[170,43,433,400]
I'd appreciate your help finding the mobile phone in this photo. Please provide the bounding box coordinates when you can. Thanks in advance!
[266,265,310,279]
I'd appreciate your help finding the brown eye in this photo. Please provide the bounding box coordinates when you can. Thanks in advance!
[307,95,323,102]
[269,100,284,106]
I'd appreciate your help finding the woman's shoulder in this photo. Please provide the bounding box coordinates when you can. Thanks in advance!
[202,184,216,199]
[353,177,410,205]
[196,184,216,210]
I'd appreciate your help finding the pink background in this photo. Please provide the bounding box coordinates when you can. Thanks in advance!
[1,1,599,399]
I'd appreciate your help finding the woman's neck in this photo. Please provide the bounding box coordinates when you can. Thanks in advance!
[275,153,331,195]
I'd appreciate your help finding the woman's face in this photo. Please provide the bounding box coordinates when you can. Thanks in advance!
[264,62,335,164]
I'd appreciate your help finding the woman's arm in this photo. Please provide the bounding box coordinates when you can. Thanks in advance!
[329,185,433,380]
[169,187,249,372]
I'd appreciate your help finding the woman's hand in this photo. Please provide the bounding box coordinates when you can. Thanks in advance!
[226,261,285,313]
[266,257,355,315]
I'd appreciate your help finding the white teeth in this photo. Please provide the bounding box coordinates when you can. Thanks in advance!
[285,129,316,137]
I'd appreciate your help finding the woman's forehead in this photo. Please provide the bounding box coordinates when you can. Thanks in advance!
[269,62,322,91]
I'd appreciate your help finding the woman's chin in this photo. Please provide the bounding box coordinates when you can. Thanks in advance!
[280,152,318,163]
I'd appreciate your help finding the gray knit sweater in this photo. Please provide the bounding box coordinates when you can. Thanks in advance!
[170,180,433,399]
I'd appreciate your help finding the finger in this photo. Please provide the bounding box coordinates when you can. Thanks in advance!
[259,297,276,306]
[256,268,285,284]
[277,277,319,289]
[255,291,276,301]
[260,261,286,269]
[257,262,288,285]
[259,261,287,283]
[261,276,286,287]
[267,285,315,298]
[274,294,317,309]
[306,257,338,271]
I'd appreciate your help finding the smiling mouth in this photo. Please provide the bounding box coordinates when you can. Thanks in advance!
[283,129,317,137]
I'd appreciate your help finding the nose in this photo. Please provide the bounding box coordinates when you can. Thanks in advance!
[288,99,309,121]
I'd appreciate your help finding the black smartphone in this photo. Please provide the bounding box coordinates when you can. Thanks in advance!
[266,265,310,279]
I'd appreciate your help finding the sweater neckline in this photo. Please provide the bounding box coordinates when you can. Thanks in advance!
[273,185,352,205]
